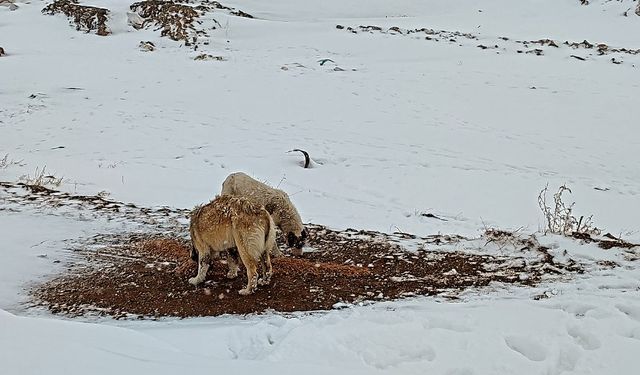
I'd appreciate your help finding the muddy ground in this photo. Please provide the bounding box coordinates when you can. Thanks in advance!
[31,223,584,319]
[5,181,632,319]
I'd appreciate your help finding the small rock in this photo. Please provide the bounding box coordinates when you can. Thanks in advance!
[193,54,226,61]
[443,268,458,276]
[127,12,145,29]
[0,0,18,11]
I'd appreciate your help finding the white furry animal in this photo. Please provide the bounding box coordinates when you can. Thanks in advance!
[221,172,307,252]
[189,195,278,295]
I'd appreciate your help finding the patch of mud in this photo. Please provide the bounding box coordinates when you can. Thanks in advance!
[42,0,110,36]
[1,182,623,319]
[31,223,584,319]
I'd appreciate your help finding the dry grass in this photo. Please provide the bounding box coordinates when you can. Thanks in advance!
[130,1,200,45]
[538,184,600,236]
[0,154,24,169]
[42,0,110,36]
[18,166,64,188]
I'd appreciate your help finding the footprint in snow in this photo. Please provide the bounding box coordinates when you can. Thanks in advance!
[567,325,601,350]
[504,335,547,362]
[616,304,640,322]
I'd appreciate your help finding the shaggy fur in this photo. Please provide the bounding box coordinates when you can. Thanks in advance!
[221,172,307,252]
[189,195,278,295]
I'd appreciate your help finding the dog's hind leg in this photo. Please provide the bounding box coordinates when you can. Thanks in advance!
[226,248,240,279]
[188,252,211,286]
[258,250,272,286]
[235,241,258,295]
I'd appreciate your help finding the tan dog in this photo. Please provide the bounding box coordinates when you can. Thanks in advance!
[189,195,278,295]
[221,172,307,254]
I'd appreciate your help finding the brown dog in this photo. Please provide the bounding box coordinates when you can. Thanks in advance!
[189,195,278,295]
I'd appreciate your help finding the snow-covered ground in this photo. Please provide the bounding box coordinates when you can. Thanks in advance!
[1,0,639,374]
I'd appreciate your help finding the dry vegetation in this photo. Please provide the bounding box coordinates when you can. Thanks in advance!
[128,1,253,49]
[130,0,201,45]
[538,184,600,236]
[18,166,64,188]
[42,0,110,36]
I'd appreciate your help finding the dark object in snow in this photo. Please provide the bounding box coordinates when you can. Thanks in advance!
[0,47,5,57]
[139,41,156,52]
[570,55,586,61]
[318,58,334,66]
[570,231,639,250]
[231,10,253,18]
[420,213,447,221]
[288,149,310,168]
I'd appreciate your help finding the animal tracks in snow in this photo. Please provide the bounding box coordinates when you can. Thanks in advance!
[616,304,640,322]
[504,335,547,362]
[567,325,602,350]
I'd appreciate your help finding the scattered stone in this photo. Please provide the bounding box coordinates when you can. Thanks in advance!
[127,11,145,29]
[139,41,156,52]
[231,10,253,18]
[193,53,225,61]
[0,0,18,11]
[525,48,544,56]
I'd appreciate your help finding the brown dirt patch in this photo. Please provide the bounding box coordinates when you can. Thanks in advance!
[571,231,639,250]
[31,224,581,319]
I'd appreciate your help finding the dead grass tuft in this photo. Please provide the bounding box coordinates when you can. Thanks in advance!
[130,1,200,45]
[538,184,600,236]
[42,0,110,36]
[18,166,64,188]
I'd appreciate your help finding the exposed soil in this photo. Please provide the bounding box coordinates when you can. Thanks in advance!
[32,223,584,319]
[2,181,628,319]
[571,231,640,250]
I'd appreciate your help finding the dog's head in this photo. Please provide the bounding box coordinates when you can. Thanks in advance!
[287,227,308,250]
[190,244,199,263]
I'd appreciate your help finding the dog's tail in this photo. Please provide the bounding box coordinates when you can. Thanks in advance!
[264,209,283,258]
[189,206,203,263]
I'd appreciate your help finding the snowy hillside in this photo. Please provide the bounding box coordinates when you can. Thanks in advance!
[1,0,639,374]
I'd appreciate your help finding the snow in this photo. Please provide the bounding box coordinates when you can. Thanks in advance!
[1,0,640,374]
